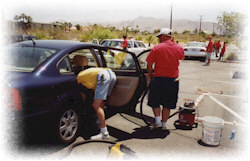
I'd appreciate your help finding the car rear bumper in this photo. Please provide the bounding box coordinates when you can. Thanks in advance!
[184,51,206,57]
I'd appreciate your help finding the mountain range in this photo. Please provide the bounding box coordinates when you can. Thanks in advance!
[98,16,221,34]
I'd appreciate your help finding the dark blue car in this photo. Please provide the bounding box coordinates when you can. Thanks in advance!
[6,40,150,144]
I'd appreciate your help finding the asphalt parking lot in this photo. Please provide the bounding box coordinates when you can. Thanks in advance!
[39,56,248,160]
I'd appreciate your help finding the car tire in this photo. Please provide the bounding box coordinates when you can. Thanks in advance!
[54,106,82,144]
[201,57,206,62]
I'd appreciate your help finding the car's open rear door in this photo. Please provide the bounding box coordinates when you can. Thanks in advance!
[95,47,148,111]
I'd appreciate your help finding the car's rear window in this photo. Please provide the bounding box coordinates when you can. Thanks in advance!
[187,43,205,47]
[6,46,57,72]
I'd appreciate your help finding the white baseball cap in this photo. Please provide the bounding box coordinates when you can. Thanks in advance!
[157,28,172,37]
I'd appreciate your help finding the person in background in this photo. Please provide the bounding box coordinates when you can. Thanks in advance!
[214,40,221,58]
[122,35,128,51]
[219,42,227,61]
[146,28,184,130]
[77,68,116,140]
[204,36,213,66]
[171,36,175,43]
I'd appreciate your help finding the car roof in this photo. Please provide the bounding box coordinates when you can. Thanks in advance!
[102,39,142,42]
[187,41,204,43]
[16,40,100,50]
[102,39,124,41]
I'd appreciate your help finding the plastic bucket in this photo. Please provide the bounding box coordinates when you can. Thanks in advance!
[202,116,224,146]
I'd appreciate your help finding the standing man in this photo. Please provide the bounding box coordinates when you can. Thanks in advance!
[219,42,227,61]
[146,28,184,130]
[77,68,116,139]
[214,40,221,58]
[122,35,128,51]
[204,36,213,66]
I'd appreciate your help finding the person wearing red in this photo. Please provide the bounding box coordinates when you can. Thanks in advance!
[214,40,221,58]
[204,36,213,66]
[122,35,128,51]
[171,36,175,43]
[146,28,184,130]
[219,42,227,61]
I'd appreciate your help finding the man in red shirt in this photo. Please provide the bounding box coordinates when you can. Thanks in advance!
[122,35,128,51]
[214,40,221,58]
[204,36,213,66]
[146,28,184,130]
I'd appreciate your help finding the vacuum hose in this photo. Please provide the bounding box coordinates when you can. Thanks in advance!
[64,140,117,157]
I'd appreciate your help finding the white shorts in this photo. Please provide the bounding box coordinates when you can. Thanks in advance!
[206,52,212,59]
[94,69,116,100]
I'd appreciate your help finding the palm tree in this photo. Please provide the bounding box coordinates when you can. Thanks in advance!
[75,24,81,31]
[68,22,72,32]
[14,15,19,22]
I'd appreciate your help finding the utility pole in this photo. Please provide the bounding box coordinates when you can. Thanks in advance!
[213,23,215,34]
[199,15,202,33]
[170,3,173,30]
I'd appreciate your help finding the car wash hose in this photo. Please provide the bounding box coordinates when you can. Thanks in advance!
[139,81,184,126]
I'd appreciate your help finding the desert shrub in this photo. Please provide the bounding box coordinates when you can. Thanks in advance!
[225,52,238,61]
[78,26,115,42]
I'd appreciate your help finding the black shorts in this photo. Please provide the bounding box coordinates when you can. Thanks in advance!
[147,77,179,109]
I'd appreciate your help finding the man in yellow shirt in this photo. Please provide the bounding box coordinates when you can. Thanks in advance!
[77,68,116,140]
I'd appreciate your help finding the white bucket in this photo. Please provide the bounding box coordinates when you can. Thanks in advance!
[202,116,224,146]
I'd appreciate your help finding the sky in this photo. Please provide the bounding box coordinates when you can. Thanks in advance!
[1,0,249,24]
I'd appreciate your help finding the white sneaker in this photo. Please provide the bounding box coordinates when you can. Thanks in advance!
[153,122,162,129]
[90,132,110,140]
[162,126,167,130]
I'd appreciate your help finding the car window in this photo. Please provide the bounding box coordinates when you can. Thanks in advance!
[6,46,57,72]
[134,42,138,48]
[11,36,23,43]
[127,42,131,48]
[137,51,149,69]
[101,49,136,70]
[68,48,100,75]
[136,41,146,48]
[58,57,72,73]
[187,43,204,47]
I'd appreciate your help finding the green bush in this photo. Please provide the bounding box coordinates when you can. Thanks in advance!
[78,26,115,42]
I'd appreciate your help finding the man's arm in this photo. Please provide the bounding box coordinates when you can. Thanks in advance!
[147,61,154,80]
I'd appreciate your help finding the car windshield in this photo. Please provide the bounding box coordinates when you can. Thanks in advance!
[187,43,205,47]
[6,46,57,72]
[135,41,146,48]
[101,40,123,47]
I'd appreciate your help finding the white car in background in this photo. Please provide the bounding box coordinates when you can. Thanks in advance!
[92,38,147,55]
[184,41,207,62]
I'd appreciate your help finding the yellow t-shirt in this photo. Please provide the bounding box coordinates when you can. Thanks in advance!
[77,68,108,89]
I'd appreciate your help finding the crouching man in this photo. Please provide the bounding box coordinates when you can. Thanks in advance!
[77,68,116,140]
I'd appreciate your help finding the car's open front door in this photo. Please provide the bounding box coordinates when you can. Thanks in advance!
[137,49,152,85]
[96,47,148,111]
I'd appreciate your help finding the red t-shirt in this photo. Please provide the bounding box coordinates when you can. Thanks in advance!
[206,40,213,52]
[122,39,128,48]
[214,41,221,49]
[146,40,184,78]
[220,45,226,55]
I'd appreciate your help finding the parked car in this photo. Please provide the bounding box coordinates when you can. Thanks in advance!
[92,38,148,55]
[6,40,150,144]
[10,34,38,43]
[183,41,207,61]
